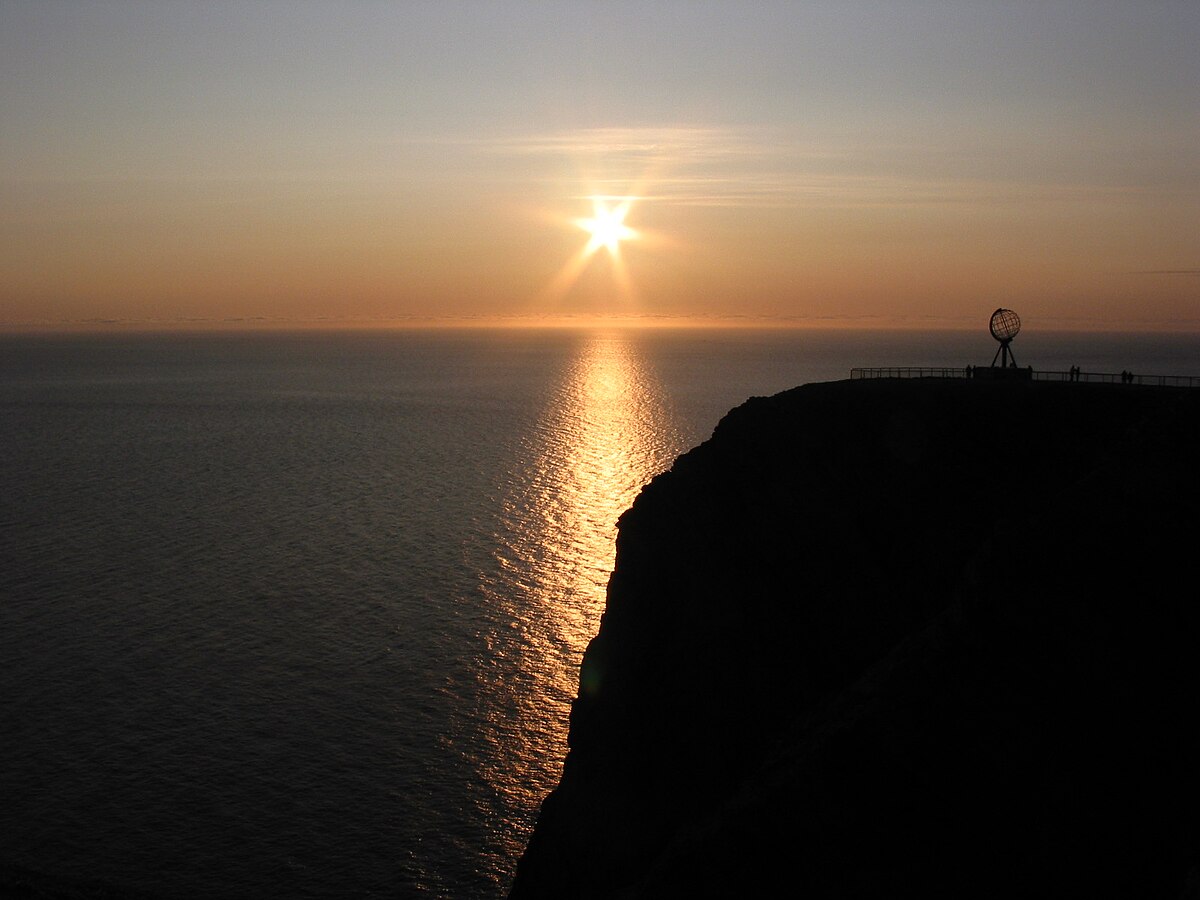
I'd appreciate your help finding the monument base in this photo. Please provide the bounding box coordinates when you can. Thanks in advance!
[973,366,1033,382]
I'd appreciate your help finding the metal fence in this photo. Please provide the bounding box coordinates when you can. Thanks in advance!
[851,367,966,380]
[849,367,1200,388]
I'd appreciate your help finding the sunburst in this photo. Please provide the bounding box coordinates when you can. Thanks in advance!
[575,197,638,258]
[538,194,645,308]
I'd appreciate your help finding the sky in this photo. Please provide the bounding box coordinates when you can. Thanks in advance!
[2,1,1198,331]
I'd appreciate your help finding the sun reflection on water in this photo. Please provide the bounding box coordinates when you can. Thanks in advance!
[519,332,681,665]
[472,331,684,864]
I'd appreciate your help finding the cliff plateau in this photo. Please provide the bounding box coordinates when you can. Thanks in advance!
[510,378,1200,899]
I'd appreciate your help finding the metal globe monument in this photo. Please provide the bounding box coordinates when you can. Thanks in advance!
[989,308,1021,369]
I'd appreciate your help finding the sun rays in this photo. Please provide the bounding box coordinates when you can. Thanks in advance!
[539,195,644,309]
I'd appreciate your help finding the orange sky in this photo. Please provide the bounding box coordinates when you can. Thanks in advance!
[2,3,1198,331]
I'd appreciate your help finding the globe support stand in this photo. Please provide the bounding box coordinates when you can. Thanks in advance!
[992,337,1016,369]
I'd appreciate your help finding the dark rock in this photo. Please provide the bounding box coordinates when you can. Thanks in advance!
[510,379,1200,899]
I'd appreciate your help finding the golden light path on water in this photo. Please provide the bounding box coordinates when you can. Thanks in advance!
[473,331,686,869]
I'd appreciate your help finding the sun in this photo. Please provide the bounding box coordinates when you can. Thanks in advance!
[575,197,638,257]
[538,194,646,307]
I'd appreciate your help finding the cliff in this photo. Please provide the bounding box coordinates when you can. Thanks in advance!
[510,378,1200,899]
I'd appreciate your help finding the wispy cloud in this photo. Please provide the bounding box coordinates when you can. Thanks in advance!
[480,126,763,163]
[474,125,825,207]
[463,125,1165,210]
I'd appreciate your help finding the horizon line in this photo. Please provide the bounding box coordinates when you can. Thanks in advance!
[3,314,1200,336]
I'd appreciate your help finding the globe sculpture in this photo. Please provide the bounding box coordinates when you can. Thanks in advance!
[990,308,1020,368]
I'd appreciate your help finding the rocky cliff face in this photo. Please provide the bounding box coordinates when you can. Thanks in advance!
[510,379,1200,899]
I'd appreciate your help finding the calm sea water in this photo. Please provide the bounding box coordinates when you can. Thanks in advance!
[2,327,1197,898]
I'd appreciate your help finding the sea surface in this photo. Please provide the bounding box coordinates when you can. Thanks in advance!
[2,326,1197,898]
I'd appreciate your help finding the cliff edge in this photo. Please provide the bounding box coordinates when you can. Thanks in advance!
[510,378,1200,899]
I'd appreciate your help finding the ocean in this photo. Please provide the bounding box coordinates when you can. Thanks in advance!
[2,326,1197,898]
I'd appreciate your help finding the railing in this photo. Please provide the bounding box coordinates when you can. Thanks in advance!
[1031,371,1200,387]
[850,367,1200,388]
[851,367,966,380]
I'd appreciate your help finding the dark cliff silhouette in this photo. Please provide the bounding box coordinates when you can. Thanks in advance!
[511,378,1200,899]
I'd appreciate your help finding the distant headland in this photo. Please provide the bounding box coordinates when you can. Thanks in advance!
[511,375,1200,898]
